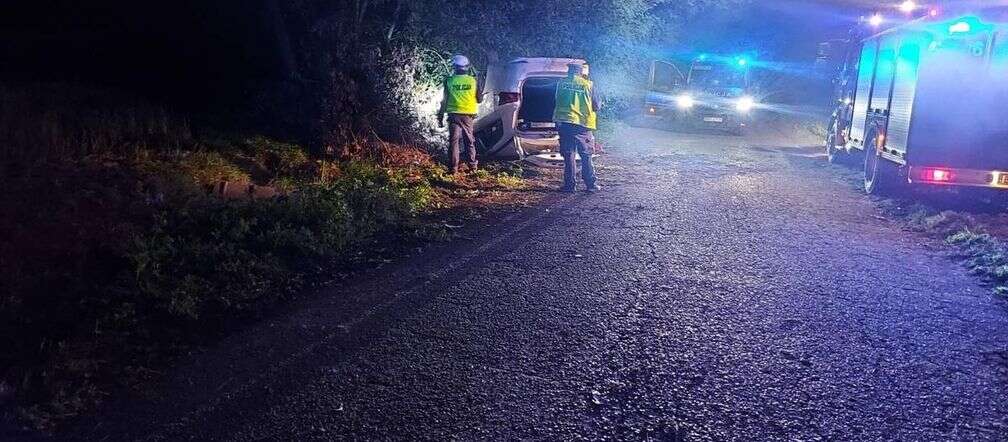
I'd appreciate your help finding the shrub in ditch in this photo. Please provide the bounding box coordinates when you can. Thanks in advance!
[130,165,434,320]
[3,155,437,428]
[130,187,349,319]
[946,229,1008,293]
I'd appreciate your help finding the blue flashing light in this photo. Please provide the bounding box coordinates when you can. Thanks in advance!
[737,58,749,67]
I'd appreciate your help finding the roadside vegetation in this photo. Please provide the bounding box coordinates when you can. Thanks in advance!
[0,83,529,430]
[862,189,1008,297]
[899,205,1008,295]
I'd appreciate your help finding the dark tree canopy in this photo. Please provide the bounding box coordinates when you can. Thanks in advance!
[3,0,751,147]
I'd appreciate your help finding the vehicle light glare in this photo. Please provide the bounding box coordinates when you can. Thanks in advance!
[736,96,755,112]
[949,21,971,34]
[869,14,884,27]
[922,167,952,182]
[676,94,695,109]
[899,1,917,13]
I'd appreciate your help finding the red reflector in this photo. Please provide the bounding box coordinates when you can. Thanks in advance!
[498,92,520,105]
[921,167,952,182]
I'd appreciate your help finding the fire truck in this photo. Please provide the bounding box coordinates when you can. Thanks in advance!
[825,6,1008,194]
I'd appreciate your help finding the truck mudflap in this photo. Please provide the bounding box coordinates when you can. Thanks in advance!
[908,166,1008,189]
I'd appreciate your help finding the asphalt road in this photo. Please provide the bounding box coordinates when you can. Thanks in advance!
[65,118,1008,440]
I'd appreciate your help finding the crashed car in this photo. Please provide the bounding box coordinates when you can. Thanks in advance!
[474,57,590,166]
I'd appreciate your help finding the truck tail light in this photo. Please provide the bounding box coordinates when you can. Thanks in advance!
[921,167,953,182]
[498,92,520,105]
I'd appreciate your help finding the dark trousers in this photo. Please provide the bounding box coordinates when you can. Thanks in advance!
[449,114,478,172]
[558,122,597,190]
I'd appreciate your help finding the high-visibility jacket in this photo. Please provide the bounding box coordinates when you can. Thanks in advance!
[444,74,479,115]
[553,75,597,130]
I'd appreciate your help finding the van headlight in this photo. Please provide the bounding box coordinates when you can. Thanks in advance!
[736,96,756,112]
[676,94,695,109]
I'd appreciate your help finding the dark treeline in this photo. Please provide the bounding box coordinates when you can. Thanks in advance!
[3,0,751,151]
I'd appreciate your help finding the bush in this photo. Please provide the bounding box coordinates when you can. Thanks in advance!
[179,151,250,187]
[130,162,434,320]
[130,187,352,318]
[244,136,312,181]
[1,146,438,428]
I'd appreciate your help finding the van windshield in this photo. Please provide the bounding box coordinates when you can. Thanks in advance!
[689,65,746,89]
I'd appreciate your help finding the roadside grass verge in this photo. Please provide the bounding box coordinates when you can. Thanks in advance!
[2,150,440,430]
[893,203,1008,295]
[0,83,532,432]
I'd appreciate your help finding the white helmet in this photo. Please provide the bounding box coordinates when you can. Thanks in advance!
[451,54,470,68]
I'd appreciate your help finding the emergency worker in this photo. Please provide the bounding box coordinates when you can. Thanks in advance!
[552,62,600,192]
[437,54,483,174]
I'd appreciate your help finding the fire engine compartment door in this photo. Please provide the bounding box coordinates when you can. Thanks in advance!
[886,34,925,156]
[850,40,878,144]
[870,37,898,115]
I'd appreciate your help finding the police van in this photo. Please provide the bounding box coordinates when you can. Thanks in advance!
[640,54,757,135]
[825,8,1008,194]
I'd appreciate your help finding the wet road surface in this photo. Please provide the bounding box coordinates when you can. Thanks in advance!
[67,121,1008,440]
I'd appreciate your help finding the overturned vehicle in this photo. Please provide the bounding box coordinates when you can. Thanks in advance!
[474,58,590,166]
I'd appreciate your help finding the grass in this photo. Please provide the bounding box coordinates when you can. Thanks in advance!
[1,82,530,431]
[901,205,1008,295]
[2,150,441,430]
[0,82,194,163]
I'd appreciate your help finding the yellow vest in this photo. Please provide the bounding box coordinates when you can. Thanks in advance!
[553,75,597,130]
[444,74,478,115]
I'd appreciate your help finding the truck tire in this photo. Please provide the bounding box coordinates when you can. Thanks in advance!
[825,121,845,165]
[863,129,903,195]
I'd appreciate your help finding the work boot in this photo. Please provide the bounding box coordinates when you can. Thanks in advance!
[468,162,479,172]
[559,186,576,193]
[586,184,602,193]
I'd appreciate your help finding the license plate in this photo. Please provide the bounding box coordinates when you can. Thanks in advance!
[703,117,724,123]
[998,173,1008,186]
[528,122,555,128]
